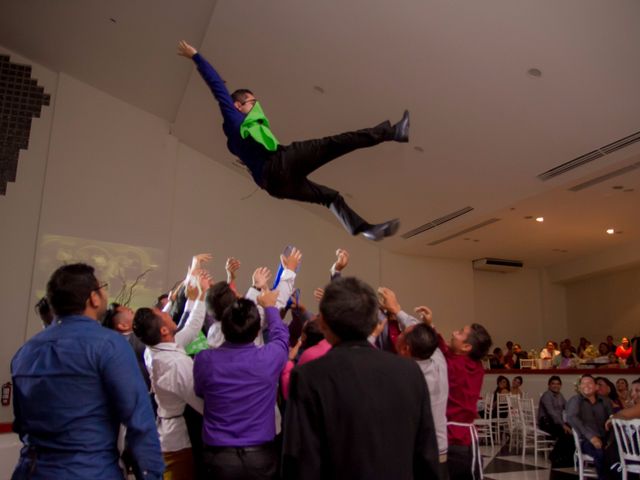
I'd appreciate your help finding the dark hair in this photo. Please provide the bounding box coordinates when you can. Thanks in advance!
[495,375,511,393]
[221,298,261,344]
[467,323,492,361]
[102,302,122,329]
[404,324,438,360]
[155,293,168,308]
[506,341,514,349]
[493,347,503,356]
[513,375,523,384]
[595,377,619,402]
[35,296,54,326]
[46,263,99,317]
[319,277,378,342]
[231,89,254,103]
[548,375,562,385]
[133,307,163,346]
[206,281,237,320]
[301,318,324,349]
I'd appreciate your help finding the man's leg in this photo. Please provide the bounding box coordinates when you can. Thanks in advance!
[279,111,408,179]
[580,440,607,480]
[447,445,474,480]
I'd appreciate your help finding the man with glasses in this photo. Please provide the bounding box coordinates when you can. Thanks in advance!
[177,40,408,241]
[11,263,163,479]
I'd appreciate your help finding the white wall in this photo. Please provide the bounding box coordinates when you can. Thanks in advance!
[473,267,567,352]
[565,265,640,343]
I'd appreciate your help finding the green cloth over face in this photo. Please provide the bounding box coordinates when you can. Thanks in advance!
[239,101,279,152]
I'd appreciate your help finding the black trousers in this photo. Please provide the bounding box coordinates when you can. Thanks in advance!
[203,443,278,480]
[447,445,479,480]
[262,122,392,234]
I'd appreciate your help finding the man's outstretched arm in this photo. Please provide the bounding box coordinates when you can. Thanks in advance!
[177,40,244,127]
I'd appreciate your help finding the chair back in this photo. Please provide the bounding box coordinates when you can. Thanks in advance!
[483,392,493,419]
[612,419,640,468]
[520,359,535,369]
[496,393,510,417]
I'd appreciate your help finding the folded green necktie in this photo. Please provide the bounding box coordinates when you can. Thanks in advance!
[239,101,279,152]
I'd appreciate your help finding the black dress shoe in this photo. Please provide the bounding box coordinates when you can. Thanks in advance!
[393,110,410,143]
[362,218,400,241]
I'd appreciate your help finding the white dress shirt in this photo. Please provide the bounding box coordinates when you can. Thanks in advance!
[145,300,205,452]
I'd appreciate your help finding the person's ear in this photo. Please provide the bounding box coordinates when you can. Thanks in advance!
[88,291,101,310]
[159,324,171,337]
[461,342,472,354]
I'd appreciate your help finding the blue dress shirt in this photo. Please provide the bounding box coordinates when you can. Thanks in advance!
[11,315,164,479]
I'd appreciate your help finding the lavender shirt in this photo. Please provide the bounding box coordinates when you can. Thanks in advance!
[193,306,289,446]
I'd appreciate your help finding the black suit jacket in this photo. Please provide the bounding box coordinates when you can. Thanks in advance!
[282,340,440,480]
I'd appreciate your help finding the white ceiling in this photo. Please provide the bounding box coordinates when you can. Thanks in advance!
[2,0,639,268]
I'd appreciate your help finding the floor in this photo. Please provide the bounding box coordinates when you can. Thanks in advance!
[480,443,584,480]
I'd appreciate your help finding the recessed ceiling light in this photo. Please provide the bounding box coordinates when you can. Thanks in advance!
[524,215,533,220]
[414,146,424,153]
[612,185,624,190]
[313,86,325,94]
[109,17,117,23]
[624,188,634,193]
[527,68,542,78]
[536,217,544,222]
[606,228,615,235]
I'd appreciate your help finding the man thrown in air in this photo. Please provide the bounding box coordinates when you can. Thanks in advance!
[178,40,409,241]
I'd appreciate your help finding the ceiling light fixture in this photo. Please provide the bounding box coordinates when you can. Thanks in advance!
[536,217,544,222]
[606,228,615,235]
[414,146,424,153]
[313,86,325,94]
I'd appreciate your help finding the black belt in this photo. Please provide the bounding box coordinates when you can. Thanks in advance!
[205,441,274,453]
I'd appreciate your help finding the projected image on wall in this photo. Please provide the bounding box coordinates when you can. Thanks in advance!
[37,235,166,309]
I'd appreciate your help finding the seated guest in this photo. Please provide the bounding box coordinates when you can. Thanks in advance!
[606,335,616,354]
[11,263,163,479]
[194,289,288,480]
[562,338,577,354]
[577,337,591,358]
[552,347,578,369]
[538,376,569,436]
[133,271,208,480]
[282,277,440,480]
[489,347,506,369]
[630,378,640,405]
[595,377,623,412]
[538,376,573,467]
[540,340,560,360]
[505,343,526,369]
[511,376,524,397]
[567,374,614,480]
[594,342,611,363]
[615,378,633,408]
[615,337,632,362]
[494,375,511,395]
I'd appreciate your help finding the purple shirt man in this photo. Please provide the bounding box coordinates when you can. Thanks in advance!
[193,306,288,446]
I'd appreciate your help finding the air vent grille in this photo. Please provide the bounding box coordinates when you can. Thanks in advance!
[401,206,473,239]
[538,130,640,181]
[427,218,501,246]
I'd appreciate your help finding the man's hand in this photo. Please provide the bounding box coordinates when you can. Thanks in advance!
[377,287,401,315]
[590,436,603,449]
[177,40,197,58]
[313,287,324,302]
[563,424,572,435]
[414,306,433,326]
[225,257,241,283]
[198,271,213,300]
[331,249,349,273]
[258,289,279,308]
[252,267,271,290]
[370,317,387,339]
[189,253,212,276]
[281,247,302,272]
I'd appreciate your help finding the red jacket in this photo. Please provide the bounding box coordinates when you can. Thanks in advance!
[438,333,485,446]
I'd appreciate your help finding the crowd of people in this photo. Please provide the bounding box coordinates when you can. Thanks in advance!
[488,335,640,370]
[11,248,493,480]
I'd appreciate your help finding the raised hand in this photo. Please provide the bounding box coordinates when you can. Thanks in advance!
[332,248,349,272]
[281,247,302,272]
[414,306,433,326]
[252,267,272,291]
[313,287,325,302]
[189,253,212,276]
[177,40,197,58]
[377,287,401,315]
[225,257,241,283]
[257,288,279,308]
[289,338,302,361]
